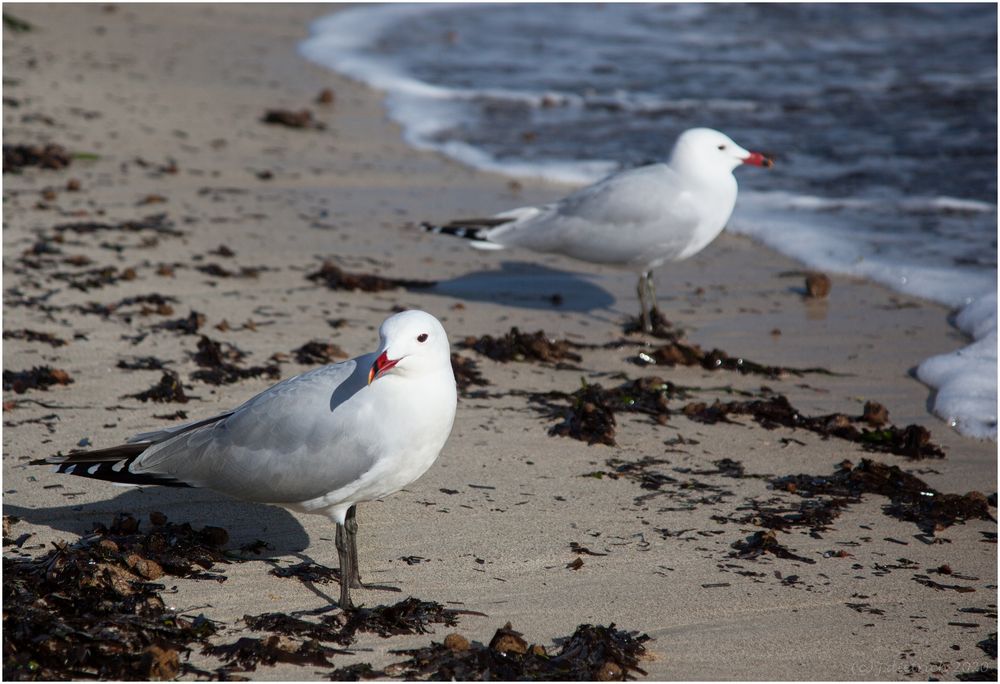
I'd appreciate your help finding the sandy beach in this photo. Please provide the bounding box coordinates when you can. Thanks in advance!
[3,4,996,680]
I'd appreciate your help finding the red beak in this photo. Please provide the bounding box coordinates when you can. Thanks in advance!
[743,151,774,168]
[368,351,399,385]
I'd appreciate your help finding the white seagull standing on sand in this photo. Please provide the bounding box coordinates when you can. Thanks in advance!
[50,310,458,610]
[424,127,773,332]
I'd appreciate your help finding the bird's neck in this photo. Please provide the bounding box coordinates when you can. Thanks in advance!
[677,172,739,260]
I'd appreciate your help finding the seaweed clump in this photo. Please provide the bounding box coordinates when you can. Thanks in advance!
[196,263,263,279]
[3,512,231,680]
[51,213,183,238]
[208,598,468,674]
[598,456,676,491]
[547,382,619,446]
[270,560,340,584]
[190,336,280,385]
[343,598,464,639]
[52,265,137,292]
[204,636,344,673]
[73,293,178,320]
[730,530,816,564]
[451,353,489,394]
[372,622,650,681]
[723,458,994,567]
[531,373,944,459]
[638,341,836,380]
[307,261,435,292]
[594,455,734,509]
[773,458,994,534]
[3,143,72,172]
[3,329,67,347]
[738,497,849,534]
[682,393,945,459]
[86,512,232,580]
[622,307,679,339]
[3,366,73,394]
[117,356,168,371]
[261,109,326,130]
[461,327,582,366]
[244,598,464,648]
[125,369,190,403]
[292,340,348,365]
[152,310,205,335]
[536,377,685,446]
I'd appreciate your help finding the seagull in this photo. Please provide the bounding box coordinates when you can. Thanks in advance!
[423,127,773,332]
[49,310,458,610]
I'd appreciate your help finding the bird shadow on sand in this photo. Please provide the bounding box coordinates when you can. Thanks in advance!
[428,260,616,313]
[4,486,312,556]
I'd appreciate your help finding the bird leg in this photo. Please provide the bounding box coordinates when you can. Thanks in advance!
[334,521,354,609]
[637,271,652,333]
[344,505,365,589]
[645,271,658,323]
[343,505,401,593]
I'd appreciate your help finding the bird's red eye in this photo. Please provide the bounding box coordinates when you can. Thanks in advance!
[417,333,428,343]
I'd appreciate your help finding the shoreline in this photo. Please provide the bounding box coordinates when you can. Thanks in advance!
[3,4,996,681]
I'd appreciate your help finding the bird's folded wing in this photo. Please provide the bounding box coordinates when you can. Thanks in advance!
[126,362,357,446]
[556,163,699,228]
[491,164,701,262]
[127,411,236,444]
[131,359,369,491]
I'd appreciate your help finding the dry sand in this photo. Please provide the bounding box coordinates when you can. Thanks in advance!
[3,4,996,681]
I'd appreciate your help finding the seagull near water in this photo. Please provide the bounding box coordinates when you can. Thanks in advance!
[49,310,457,610]
[424,128,773,332]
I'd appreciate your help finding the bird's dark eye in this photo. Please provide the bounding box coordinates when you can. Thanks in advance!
[417,333,428,343]
[718,144,727,150]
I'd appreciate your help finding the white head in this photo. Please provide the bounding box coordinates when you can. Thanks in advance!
[670,127,773,176]
[368,310,453,384]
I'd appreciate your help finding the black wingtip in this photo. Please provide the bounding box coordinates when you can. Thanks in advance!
[421,216,514,242]
[50,444,190,488]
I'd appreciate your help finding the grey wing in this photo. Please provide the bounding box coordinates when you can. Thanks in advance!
[128,412,235,444]
[126,361,355,445]
[131,356,378,503]
[125,363,345,445]
[490,164,702,265]
[558,165,698,223]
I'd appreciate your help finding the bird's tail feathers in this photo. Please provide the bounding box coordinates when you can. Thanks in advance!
[421,218,512,250]
[49,443,189,488]
[468,240,505,251]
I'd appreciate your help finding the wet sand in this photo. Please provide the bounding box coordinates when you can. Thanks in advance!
[3,4,996,680]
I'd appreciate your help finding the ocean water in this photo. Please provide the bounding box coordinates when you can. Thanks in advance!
[301,4,998,439]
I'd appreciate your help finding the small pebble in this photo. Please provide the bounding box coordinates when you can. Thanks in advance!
[443,633,470,651]
[805,272,831,298]
[597,661,623,681]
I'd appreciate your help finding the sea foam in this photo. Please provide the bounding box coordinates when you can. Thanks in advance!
[916,292,998,440]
